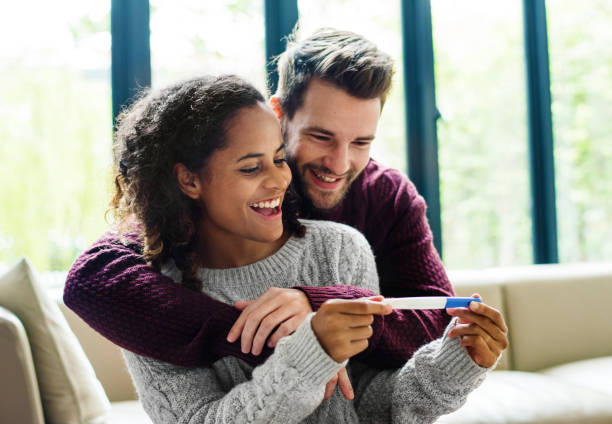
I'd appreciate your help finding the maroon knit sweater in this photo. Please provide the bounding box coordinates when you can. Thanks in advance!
[64,160,453,368]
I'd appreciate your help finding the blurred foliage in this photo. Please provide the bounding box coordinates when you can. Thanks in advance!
[548,0,612,262]
[432,1,532,269]
[1,1,610,272]
[0,10,112,271]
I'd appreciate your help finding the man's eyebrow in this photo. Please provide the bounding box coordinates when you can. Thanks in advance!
[236,143,286,162]
[303,125,375,141]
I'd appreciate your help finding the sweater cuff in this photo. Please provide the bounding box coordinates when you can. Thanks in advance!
[276,313,345,387]
[430,318,490,386]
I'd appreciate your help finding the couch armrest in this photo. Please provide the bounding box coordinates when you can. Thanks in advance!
[0,306,45,424]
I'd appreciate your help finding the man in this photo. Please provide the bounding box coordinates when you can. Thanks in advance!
[64,29,454,394]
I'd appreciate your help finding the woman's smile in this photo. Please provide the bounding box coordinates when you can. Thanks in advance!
[248,196,283,219]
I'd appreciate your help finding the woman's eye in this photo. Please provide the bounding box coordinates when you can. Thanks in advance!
[240,166,259,174]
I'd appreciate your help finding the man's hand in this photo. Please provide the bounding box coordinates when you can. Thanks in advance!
[446,293,509,368]
[227,288,313,355]
[311,296,392,363]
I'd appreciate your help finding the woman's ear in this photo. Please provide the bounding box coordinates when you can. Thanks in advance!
[173,163,201,200]
[269,96,283,120]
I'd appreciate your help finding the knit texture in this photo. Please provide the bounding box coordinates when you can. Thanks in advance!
[123,220,488,423]
[64,159,454,367]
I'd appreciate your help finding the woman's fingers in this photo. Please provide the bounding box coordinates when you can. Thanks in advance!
[336,367,354,400]
[460,334,497,368]
[323,373,338,400]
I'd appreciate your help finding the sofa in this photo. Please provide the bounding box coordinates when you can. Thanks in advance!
[1,258,611,423]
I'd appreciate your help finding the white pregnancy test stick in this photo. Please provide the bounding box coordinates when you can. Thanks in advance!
[384,296,482,310]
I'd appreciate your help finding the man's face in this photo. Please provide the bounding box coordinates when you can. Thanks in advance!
[282,78,382,210]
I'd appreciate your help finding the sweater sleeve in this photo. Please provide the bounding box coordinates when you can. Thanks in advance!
[63,231,272,367]
[350,319,491,423]
[122,314,343,424]
[294,222,450,369]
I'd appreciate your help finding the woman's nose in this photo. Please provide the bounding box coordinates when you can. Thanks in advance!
[264,163,291,191]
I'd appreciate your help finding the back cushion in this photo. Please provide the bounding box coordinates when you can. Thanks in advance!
[503,263,612,371]
[0,258,110,423]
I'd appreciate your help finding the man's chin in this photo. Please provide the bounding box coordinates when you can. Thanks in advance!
[307,186,347,210]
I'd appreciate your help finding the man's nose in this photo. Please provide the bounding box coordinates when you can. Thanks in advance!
[321,143,350,176]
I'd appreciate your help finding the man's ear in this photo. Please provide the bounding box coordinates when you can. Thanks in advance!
[269,96,284,120]
[173,163,201,200]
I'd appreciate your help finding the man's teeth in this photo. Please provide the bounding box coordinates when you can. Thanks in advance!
[249,198,281,208]
[313,170,338,183]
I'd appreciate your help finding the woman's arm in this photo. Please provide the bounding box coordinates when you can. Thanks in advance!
[350,321,489,424]
[123,314,343,424]
[350,300,508,423]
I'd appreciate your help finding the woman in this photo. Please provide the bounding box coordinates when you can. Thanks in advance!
[111,75,506,423]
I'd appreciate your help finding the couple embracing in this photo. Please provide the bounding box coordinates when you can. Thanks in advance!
[65,28,508,423]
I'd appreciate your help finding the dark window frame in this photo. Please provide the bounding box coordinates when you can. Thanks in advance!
[110,0,559,264]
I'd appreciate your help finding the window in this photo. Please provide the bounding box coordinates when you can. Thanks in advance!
[0,1,111,271]
[149,0,267,94]
[431,0,532,268]
[548,0,612,262]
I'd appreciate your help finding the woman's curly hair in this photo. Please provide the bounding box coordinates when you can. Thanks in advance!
[109,75,305,291]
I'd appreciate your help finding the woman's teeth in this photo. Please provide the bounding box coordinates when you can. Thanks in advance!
[248,198,281,209]
[313,170,339,182]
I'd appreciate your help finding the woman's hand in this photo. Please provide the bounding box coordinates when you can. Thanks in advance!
[227,288,313,355]
[311,297,392,363]
[446,293,509,368]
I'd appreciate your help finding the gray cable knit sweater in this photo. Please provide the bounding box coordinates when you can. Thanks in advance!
[122,220,489,423]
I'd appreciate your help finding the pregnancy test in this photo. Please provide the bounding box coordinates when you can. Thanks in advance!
[384,296,482,310]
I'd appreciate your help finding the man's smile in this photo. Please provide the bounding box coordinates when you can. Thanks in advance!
[308,168,345,190]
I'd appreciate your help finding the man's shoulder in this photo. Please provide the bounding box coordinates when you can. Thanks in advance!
[357,159,419,203]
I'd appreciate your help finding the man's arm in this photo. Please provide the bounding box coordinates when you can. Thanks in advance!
[63,231,269,367]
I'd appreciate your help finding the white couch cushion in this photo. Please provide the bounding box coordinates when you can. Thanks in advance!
[107,401,152,423]
[436,370,612,424]
[541,356,612,397]
[0,258,110,424]
[502,264,612,371]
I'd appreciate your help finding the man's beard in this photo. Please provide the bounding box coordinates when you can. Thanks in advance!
[289,160,357,214]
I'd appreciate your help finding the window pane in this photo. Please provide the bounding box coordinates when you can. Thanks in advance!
[150,0,266,94]
[432,1,532,269]
[0,2,112,271]
[548,0,612,262]
[297,0,406,172]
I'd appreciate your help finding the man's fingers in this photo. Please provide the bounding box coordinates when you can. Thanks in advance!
[337,368,354,400]
[239,301,284,354]
[251,307,295,354]
[267,316,302,348]
[234,300,253,310]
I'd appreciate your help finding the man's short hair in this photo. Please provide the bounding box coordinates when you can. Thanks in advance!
[275,27,395,119]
